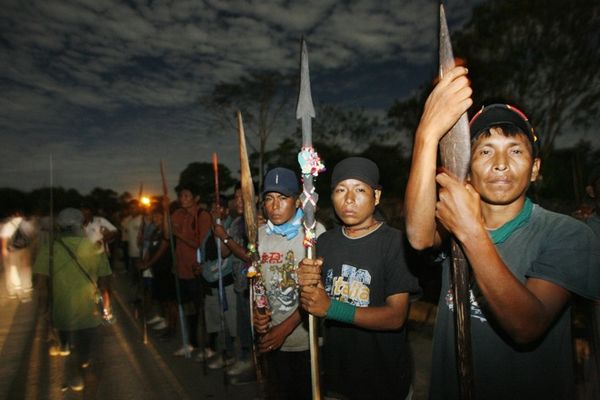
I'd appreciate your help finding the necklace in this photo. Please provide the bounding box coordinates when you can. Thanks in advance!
[343,220,382,236]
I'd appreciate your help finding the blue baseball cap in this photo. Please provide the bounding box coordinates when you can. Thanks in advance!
[262,167,300,197]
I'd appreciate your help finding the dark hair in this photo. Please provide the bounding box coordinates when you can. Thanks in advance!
[151,205,164,215]
[209,194,228,207]
[471,123,535,156]
[175,181,201,197]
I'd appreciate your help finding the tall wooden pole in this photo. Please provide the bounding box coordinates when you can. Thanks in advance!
[439,4,474,399]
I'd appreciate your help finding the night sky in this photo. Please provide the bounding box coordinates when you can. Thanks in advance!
[2,0,487,197]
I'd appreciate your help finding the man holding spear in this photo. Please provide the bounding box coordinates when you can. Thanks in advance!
[170,181,212,356]
[298,157,420,400]
[404,65,600,399]
[254,166,326,400]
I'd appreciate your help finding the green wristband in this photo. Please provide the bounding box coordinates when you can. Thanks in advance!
[326,299,356,324]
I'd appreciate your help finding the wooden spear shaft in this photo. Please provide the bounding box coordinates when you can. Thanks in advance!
[439,4,474,399]
[296,39,322,400]
[212,153,229,387]
[160,160,192,358]
[237,111,267,397]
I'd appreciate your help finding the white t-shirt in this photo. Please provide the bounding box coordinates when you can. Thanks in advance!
[0,216,22,240]
[126,215,143,258]
[84,216,117,253]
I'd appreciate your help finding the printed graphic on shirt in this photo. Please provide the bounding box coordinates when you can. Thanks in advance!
[324,264,371,307]
[445,287,487,322]
[264,250,298,312]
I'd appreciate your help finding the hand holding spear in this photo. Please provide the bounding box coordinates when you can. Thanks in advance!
[296,38,326,400]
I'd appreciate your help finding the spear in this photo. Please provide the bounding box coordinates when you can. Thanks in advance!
[296,38,325,400]
[160,160,192,358]
[439,4,474,398]
[211,152,229,387]
[238,110,267,396]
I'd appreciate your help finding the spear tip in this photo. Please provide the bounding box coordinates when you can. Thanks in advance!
[439,1,455,76]
[296,38,316,120]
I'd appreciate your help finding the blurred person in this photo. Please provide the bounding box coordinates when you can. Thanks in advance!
[140,206,177,337]
[573,166,600,400]
[80,203,119,256]
[197,194,237,368]
[127,201,144,280]
[119,205,132,271]
[211,183,255,382]
[404,66,600,399]
[33,208,112,392]
[1,210,35,302]
[297,157,421,400]
[170,182,211,356]
[253,167,326,400]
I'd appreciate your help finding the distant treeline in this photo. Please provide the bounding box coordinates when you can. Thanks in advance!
[0,187,132,220]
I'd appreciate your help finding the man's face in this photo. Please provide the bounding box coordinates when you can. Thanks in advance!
[177,189,198,209]
[331,178,381,227]
[151,212,163,227]
[469,128,540,206]
[234,188,244,215]
[210,201,228,217]
[263,192,297,225]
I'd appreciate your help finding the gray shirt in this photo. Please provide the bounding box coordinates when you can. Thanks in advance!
[430,204,600,400]
[258,221,325,352]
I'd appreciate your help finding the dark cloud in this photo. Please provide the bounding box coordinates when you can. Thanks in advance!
[1,0,484,195]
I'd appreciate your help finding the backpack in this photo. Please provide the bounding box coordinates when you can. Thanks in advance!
[199,217,232,283]
[8,221,31,250]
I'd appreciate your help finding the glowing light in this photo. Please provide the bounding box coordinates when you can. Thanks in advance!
[141,196,151,207]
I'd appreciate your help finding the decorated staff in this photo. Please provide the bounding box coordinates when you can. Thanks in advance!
[237,111,267,394]
[160,160,191,358]
[296,38,325,400]
[438,4,473,399]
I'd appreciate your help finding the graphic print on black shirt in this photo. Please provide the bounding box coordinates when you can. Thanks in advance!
[324,264,371,307]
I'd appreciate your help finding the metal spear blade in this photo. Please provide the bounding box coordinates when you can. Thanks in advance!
[439,3,471,181]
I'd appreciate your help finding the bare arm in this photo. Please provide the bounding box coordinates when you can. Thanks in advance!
[1,238,8,258]
[141,239,169,270]
[436,172,571,343]
[299,258,410,331]
[404,66,472,250]
[213,223,251,263]
[257,308,302,352]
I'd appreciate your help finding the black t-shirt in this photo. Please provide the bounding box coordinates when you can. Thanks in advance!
[148,228,171,274]
[317,223,421,400]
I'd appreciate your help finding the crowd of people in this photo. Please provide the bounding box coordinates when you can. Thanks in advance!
[1,69,599,399]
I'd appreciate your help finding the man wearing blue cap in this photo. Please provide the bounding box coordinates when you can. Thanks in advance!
[254,167,326,400]
[404,66,600,399]
[297,157,421,400]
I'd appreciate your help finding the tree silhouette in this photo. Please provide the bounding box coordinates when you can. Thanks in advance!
[202,71,295,189]
[177,162,236,201]
[388,0,600,156]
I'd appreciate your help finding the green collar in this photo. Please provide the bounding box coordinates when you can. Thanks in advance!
[488,197,534,245]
